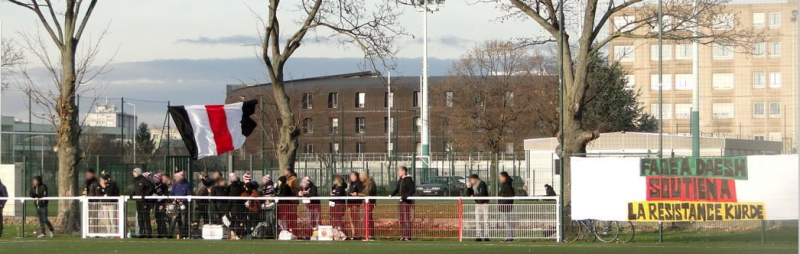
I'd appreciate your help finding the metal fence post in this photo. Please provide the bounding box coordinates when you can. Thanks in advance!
[658,221,663,243]
[761,220,766,244]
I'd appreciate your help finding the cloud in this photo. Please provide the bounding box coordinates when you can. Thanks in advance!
[176,35,260,45]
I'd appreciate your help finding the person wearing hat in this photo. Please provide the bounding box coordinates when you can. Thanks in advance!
[152,172,169,238]
[29,175,54,238]
[132,168,155,237]
[298,176,320,235]
[169,171,191,239]
[467,174,490,242]
[97,174,120,233]
[498,171,515,242]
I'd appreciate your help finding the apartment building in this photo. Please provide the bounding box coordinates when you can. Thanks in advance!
[609,0,798,152]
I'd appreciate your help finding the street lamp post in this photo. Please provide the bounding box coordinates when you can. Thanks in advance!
[125,102,137,164]
[414,0,444,181]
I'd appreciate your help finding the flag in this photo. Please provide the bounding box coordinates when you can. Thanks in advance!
[168,100,258,160]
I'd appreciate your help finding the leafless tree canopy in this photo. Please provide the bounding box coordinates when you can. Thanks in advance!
[434,40,558,154]
[494,0,762,204]
[259,0,407,169]
[1,39,25,69]
[7,0,102,232]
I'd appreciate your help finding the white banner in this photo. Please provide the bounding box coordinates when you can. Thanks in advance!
[572,155,798,221]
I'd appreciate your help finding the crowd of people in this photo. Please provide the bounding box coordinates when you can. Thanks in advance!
[4,165,528,242]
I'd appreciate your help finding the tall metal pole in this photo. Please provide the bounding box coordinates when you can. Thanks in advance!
[387,71,392,157]
[421,5,431,174]
[167,101,170,159]
[691,0,700,157]
[658,0,664,158]
[557,0,566,241]
[127,102,137,164]
[0,19,3,164]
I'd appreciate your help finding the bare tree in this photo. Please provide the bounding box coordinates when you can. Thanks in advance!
[1,39,25,88]
[7,0,102,232]
[259,0,407,169]
[434,40,558,191]
[495,0,763,204]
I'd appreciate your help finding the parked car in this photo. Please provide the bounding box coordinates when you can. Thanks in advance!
[416,176,466,196]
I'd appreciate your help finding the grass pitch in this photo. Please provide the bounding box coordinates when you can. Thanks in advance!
[0,238,796,254]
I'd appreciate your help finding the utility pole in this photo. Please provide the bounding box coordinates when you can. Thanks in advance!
[691,0,701,157]
[658,0,664,158]
[387,71,392,158]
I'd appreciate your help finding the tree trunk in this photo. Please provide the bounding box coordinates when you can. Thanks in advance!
[271,78,299,170]
[54,41,82,233]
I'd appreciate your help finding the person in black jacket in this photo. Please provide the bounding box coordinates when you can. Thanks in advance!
[83,169,98,197]
[131,168,155,237]
[390,166,415,241]
[329,175,347,230]
[298,176,320,232]
[0,176,7,238]
[96,174,120,233]
[210,177,229,225]
[498,172,515,242]
[467,174,490,242]
[346,171,363,239]
[29,176,54,238]
[152,172,169,238]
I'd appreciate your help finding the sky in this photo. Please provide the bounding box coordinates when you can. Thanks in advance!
[0,0,550,125]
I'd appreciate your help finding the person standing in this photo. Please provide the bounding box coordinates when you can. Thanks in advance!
[390,166,415,241]
[210,177,229,225]
[152,172,169,238]
[278,166,300,233]
[83,169,99,197]
[0,176,8,238]
[96,174,120,233]
[195,173,212,228]
[298,176,320,232]
[467,174,490,242]
[357,172,377,241]
[30,176,54,238]
[329,175,347,231]
[498,172,515,242]
[346,172,363,239]
[132,168,155,238]
[169,171,191,239]
[241,181,261,238]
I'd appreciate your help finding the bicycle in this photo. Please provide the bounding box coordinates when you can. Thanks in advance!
[563,205,634,243]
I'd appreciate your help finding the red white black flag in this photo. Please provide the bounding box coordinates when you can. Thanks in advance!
[168,100,258,160]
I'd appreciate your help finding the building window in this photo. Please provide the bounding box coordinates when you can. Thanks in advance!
[675,44,692,60]
[330,142,340,153]
[754,135,765,141]
[753,72,766,88]
[413,91,420,107]
[413,117,421,133]
[301,93,313,109]
[769,42,781,57]
[768,12,781,28]
[384,117,393,133]
[675,104,691,119]
[304,143,313,154]
[505,143,514,154]
[769,102,781,118]
[445,91,454,107]
[355,117,365,133]
[753,13,765,29]
[302,118,313,134]
[614,45,634,62]
[674,74,693,90]
[753,43,765,57]
[712,14,734,30]
[384,92,393,108]
[356,142,366,153]
[712,44,733,60]
[651,104,672,120]
[624,75,635,90]
[328,93,339,108]
[355,92,366,108]
[650,44,672,61]
[650,74,672,90]
[769,72,781,89]
[330,117,339,134]
[753,102,765,118]
[711,73,734,90]
[473,94,485,107]
[712,103,734,119]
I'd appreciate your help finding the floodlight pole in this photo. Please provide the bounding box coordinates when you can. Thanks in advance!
[658,0,664,158]
[417,1,442,180]
[126,102,137,164]
[691,0,700,157]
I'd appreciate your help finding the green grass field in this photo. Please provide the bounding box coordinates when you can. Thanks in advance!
[0,238,796,254]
